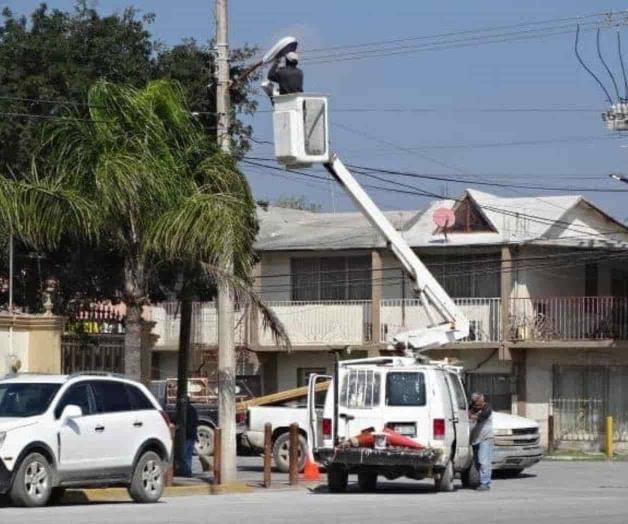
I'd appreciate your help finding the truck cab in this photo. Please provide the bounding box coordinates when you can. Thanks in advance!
[308,356,476,492]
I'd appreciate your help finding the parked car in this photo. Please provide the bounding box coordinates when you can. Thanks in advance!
[0,373,172,507]
[492,411,543,475]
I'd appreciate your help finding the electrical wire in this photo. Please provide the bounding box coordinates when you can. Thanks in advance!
[597,27,622,100]
[575,24,613,105]
[618,31,628,99]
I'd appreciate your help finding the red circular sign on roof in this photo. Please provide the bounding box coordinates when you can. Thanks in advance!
[433,207,455,228]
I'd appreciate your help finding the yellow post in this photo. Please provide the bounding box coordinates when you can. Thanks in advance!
[605,416,614,459]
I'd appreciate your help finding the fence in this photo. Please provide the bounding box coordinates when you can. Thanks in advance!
[551,398,605,445]
[510,297,628,341]
[61,334,125,374]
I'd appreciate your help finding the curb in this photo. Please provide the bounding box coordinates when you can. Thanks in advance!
[544,455,609,462]
[63,484,214,503]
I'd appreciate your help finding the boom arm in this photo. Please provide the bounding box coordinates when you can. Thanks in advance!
[324,154,469,351]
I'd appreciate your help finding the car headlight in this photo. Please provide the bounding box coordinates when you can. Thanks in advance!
[0,432,6,449]
[494,428,513,436]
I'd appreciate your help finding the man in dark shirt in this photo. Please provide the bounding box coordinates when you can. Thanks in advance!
[469,392,494,491]
[181,397,199,477]
[267,51,303,95]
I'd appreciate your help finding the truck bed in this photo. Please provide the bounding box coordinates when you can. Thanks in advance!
[317,446,442,469]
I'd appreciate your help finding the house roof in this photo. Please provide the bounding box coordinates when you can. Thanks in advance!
[255,190,628,251]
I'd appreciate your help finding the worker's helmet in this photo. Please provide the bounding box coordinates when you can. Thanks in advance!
[286,51,299,64]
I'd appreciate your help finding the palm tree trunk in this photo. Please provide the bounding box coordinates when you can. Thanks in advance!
[123,258,145,381]
[174,284,193,474]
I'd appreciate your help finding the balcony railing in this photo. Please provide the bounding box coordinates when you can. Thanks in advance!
[147,296,628,349]
[149,301,247,349]
[258,300,372,346]
[380,298,502,343]
[509,296,628,341]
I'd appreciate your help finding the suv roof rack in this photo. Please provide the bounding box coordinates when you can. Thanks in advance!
[67,371,127,380]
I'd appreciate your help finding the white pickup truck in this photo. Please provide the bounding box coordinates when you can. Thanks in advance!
[244,397,543,476]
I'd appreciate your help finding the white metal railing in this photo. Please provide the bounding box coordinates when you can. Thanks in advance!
[551,398,605,442]
[258,300,372,346]
[380,298,501,344]
[510,296,628,341]
[148,301,247,349]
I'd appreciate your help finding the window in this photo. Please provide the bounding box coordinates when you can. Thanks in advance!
[291,256,372,301]
[386,372,426,406]
[54,382,93,419]
[423,253,500,298]
[446,198,495,233]
[340,369,380,409]
[297,367,327,388]
[448,373,468,410]
[465,373,512,412]
[91,381,132,413]
[126,385,155,411]
[0,383,60,418]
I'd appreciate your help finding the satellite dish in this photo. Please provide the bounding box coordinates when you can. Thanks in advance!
[262,36,298,65]
[433,207,455,229]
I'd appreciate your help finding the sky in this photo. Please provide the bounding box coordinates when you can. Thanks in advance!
[6,0,628,220]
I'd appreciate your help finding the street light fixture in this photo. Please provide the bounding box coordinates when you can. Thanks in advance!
[609,173,628,185]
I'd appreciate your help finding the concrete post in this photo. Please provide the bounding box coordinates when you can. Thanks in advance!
[369,250,383,357]
[499,246,513,361]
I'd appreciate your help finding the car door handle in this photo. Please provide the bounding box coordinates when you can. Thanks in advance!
[95,425,105,433]
[133,421,143,428]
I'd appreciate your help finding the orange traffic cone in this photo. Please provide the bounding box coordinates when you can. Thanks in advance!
[302,448,321,481]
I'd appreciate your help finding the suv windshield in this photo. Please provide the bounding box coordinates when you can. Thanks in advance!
[0,383,61,417]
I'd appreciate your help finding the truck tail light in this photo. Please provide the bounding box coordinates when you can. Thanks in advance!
[433,418,445,440]
[322,418,332,438]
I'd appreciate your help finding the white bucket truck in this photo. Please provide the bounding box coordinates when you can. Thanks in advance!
[267,71,540,491]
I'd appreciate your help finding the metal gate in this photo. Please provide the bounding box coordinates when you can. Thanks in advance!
[61,334,125,374]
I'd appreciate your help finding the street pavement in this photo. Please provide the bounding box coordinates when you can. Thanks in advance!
[2,460,628,523]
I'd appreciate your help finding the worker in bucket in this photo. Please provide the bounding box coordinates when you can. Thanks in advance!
[469,393,494,491]
[267,51,303,95]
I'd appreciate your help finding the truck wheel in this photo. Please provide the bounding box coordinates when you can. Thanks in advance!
[10,452,53,507]
[272,432,306,473]
[357,471,377,492]
[327,465,348,493]
[461,462,480,489]
[195,425,215,457]
[434,461,455,492]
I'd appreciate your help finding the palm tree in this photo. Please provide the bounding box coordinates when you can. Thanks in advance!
[44,80,289,380]
[42,80,290,474]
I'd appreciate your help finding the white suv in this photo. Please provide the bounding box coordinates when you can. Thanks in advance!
[0,373,173,507]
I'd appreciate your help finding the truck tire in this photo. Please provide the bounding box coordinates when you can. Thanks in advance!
[357,470,377,492]
[128,451,164,503]
[461,462,480,489]
[195,424,215,457]
[272,432,306,473]
[327,465,349,493]
[9,452,53,507]
[434,461,455,492]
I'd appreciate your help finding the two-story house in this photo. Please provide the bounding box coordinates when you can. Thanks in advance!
[149,188,628,451]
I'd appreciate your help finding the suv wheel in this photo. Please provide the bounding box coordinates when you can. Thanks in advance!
[10,453,53,507]
[272,432,306,473]
[128,451,164,503]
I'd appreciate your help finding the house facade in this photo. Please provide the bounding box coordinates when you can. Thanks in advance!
[149,189,628,451]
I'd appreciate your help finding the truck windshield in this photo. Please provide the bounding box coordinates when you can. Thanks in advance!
[386,372,426,406]
[0,383,61,418]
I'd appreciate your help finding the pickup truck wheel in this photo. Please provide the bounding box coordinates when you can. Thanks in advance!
[357,471,377,492]
[10,452,53,507]
[272,432,306,473]
[195,425,215,457]
[434,461,455,492]
[327,465,348,493]
[461,462,480,489]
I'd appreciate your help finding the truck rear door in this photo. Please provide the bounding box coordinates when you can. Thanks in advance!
[336,368,383,442]
[444,371,472,469]
[307,374,332,451]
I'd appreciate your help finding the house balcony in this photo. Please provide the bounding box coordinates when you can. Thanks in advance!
[147,296,628,351]
[509,296,628,341]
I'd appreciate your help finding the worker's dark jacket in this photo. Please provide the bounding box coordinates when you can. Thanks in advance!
[468,402,493,445]
[186,401,199,441]
[268,62,303,94]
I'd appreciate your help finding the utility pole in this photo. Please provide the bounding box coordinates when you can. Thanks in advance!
[215,0,237,484]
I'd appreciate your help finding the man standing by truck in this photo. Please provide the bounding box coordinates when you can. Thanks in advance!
[469,393,494,491]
